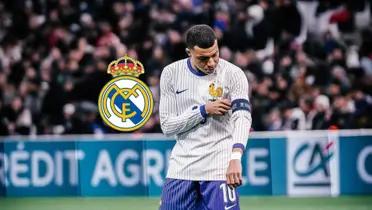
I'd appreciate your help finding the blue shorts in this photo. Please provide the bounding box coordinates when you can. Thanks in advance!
[159,178,240,210]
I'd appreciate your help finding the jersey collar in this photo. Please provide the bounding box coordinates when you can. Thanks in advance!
[187,58,208,76]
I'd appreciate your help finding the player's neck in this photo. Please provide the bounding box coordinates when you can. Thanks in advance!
[193,64,208,75]
[187,58,208,76]
[191,62,214,75]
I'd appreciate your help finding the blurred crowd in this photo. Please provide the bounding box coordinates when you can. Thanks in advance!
[0,0,372,136]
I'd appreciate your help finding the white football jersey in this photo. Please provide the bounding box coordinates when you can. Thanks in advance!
[159,58,252,180]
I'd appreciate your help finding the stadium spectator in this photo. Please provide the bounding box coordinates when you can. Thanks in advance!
[0,0,371,135]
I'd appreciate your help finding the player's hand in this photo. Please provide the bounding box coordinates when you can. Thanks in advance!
[226,159,242,189]
[205,99,231,115]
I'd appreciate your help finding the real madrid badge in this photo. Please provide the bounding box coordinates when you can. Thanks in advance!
[98,55,154,131]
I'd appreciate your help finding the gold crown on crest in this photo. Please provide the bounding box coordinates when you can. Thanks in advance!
[107,55,145,77]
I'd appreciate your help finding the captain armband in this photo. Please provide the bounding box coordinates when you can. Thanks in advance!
[231,99,251,113]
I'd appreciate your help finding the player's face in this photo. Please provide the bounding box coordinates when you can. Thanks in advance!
[189,40,219,74]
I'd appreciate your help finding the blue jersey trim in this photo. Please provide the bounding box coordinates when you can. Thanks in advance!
[200,105,208,119]
[233,143,245,151]
[187,59,207,76]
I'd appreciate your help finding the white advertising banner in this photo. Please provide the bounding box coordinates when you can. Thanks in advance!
[286,132,339,196]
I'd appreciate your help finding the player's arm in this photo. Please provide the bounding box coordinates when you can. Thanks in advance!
[159,67,207,137]
[226,69,252,188]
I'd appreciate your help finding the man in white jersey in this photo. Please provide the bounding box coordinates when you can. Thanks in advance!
[159,24,252,210]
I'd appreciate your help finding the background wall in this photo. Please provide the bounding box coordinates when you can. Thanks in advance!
[1,130,371,197]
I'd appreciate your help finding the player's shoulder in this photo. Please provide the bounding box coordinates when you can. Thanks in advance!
[219,58,245,76]
[161,58,187,78]
[163,58,188,72]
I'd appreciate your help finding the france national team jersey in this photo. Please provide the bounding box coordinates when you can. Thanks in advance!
[159,58,252,181]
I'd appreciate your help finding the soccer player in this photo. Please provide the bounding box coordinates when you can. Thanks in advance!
[159,24,252,210]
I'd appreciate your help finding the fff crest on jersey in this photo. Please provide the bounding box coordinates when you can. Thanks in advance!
[209,82,223,101]
[98,55,154,131]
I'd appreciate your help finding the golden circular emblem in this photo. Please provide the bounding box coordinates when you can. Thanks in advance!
[98,56,154,132]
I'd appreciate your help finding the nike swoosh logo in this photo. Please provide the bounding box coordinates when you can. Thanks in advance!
[225,204,236,210]
[176,89,188,94]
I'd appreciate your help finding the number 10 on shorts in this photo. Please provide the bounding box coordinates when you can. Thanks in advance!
[220,183,237,203]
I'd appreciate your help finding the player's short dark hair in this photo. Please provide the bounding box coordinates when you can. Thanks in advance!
[185,24,216,49]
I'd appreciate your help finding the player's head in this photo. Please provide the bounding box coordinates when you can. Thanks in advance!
[185,24,219,74]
